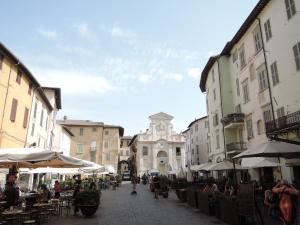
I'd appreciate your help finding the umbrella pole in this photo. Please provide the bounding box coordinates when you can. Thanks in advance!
[233,159,238,191]
[277,157,283,180]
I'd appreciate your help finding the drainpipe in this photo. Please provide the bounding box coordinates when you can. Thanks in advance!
[257,18,276,127]
[0,62,13,147]
[216,58,226,160]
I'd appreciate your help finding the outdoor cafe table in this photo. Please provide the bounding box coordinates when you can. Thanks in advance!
[33,203,51,208]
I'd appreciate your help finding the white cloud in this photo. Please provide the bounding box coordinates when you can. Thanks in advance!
[111,25,137,39]
[75,23,96,41]
[188,68,201,79]
[163,73,183,82]
[138,74,152,83]
[38,29,57,39]
[32,68,114,95]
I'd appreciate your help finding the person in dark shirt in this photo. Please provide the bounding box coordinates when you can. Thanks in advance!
[3,182,19,209]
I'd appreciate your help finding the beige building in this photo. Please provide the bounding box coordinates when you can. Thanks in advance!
[0,42,49,148]
[58,117,124,171]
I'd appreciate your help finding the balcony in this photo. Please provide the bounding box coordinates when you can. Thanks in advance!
[221,113,245,129]
[265,110,300,134]
[226,142,247,155]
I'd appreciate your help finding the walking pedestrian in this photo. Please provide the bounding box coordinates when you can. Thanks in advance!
[152,176,160,199]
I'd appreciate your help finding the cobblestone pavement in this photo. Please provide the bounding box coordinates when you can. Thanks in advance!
[52,182,228,225]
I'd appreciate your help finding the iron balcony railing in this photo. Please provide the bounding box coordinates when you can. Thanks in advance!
[221,113,245,126]
[265,110,300,133]
[226,142,247,152]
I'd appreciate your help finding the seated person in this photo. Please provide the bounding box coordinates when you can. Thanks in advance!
[38,184,51,203]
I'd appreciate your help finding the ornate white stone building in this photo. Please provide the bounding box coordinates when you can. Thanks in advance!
[135,112,186,176]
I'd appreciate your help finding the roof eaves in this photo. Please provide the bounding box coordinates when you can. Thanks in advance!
[199,56,219,92]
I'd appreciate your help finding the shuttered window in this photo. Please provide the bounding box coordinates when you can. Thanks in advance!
[28,83,33,95]
[0,53,3,70]
[285,0,297,20]
[23,107,29,128]
[10,98,18,122]
[16,71,22,84]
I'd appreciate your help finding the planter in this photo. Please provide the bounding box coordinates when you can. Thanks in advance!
[79,205,99,217]
[187,187,198,208]
[178,189,187,202]
[197,192,214,215]
[219,197,239,225]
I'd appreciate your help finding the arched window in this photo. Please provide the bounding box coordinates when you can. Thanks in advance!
[257,120,263,135]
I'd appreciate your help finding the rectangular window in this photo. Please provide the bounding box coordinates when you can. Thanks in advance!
[45,115,48,130]
[232,50,238,63]
[277,107,285,118]
[142,146,148,156]
[195,124,198,132]
[216,134,220,149]
[235,104,241,113]
[242,79,250,103]
[80,128,83,136]
[270,61,280,85]
[246,117,254,139]
[10,98,18,122]
[92,127,97,132]
[249,64,255,81]
[16,71,22,84]
[40,109,44,127]
[236,78,240,96]
[239,45,246,68]
[264,19,272,41]
[204,121,209,128]
[285,0,297,20]
[253,26,263,53]
[38,137,41,147]
[0,53,4,70]
[176,147,181,156]
[106,153,111,161]
[90,141,97,151]
[196,145,199,154]
[104,141,108,149]
[213,113,219,126]
[263,109,272,122]
[28,83,33,95]
[31,123,35,136]
[33,101,38,118]
[213,89,216,100]
[212,69,215,83]
[76,144,84,154]
[23,107,29,128]
[293,42,300,71]
[257,65,268,91]
[126,150,129,156]
[104,130,109,135]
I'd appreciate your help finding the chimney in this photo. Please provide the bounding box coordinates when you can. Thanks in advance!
[63,115,68,121]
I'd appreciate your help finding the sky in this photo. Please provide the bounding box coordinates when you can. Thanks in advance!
[0,1,258,136]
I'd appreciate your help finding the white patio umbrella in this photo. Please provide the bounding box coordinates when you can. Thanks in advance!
[206,160,246,171]
[233,141,300,159]
[28,167,79,174]
[241,157,280,168]
[0,149,91,168]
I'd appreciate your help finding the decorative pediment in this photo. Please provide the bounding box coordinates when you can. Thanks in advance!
[149,112,173,120]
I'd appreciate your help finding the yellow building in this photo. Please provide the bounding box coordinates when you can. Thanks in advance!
[0,42,49,147]
[58,117,124,171]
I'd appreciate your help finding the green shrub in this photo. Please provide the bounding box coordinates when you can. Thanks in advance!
[75,191,100,206]
[171,178,188,189]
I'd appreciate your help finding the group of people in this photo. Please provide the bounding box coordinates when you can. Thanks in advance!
[201,178,235,196]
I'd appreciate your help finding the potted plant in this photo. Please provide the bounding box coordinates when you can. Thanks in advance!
[75,191,100,217]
